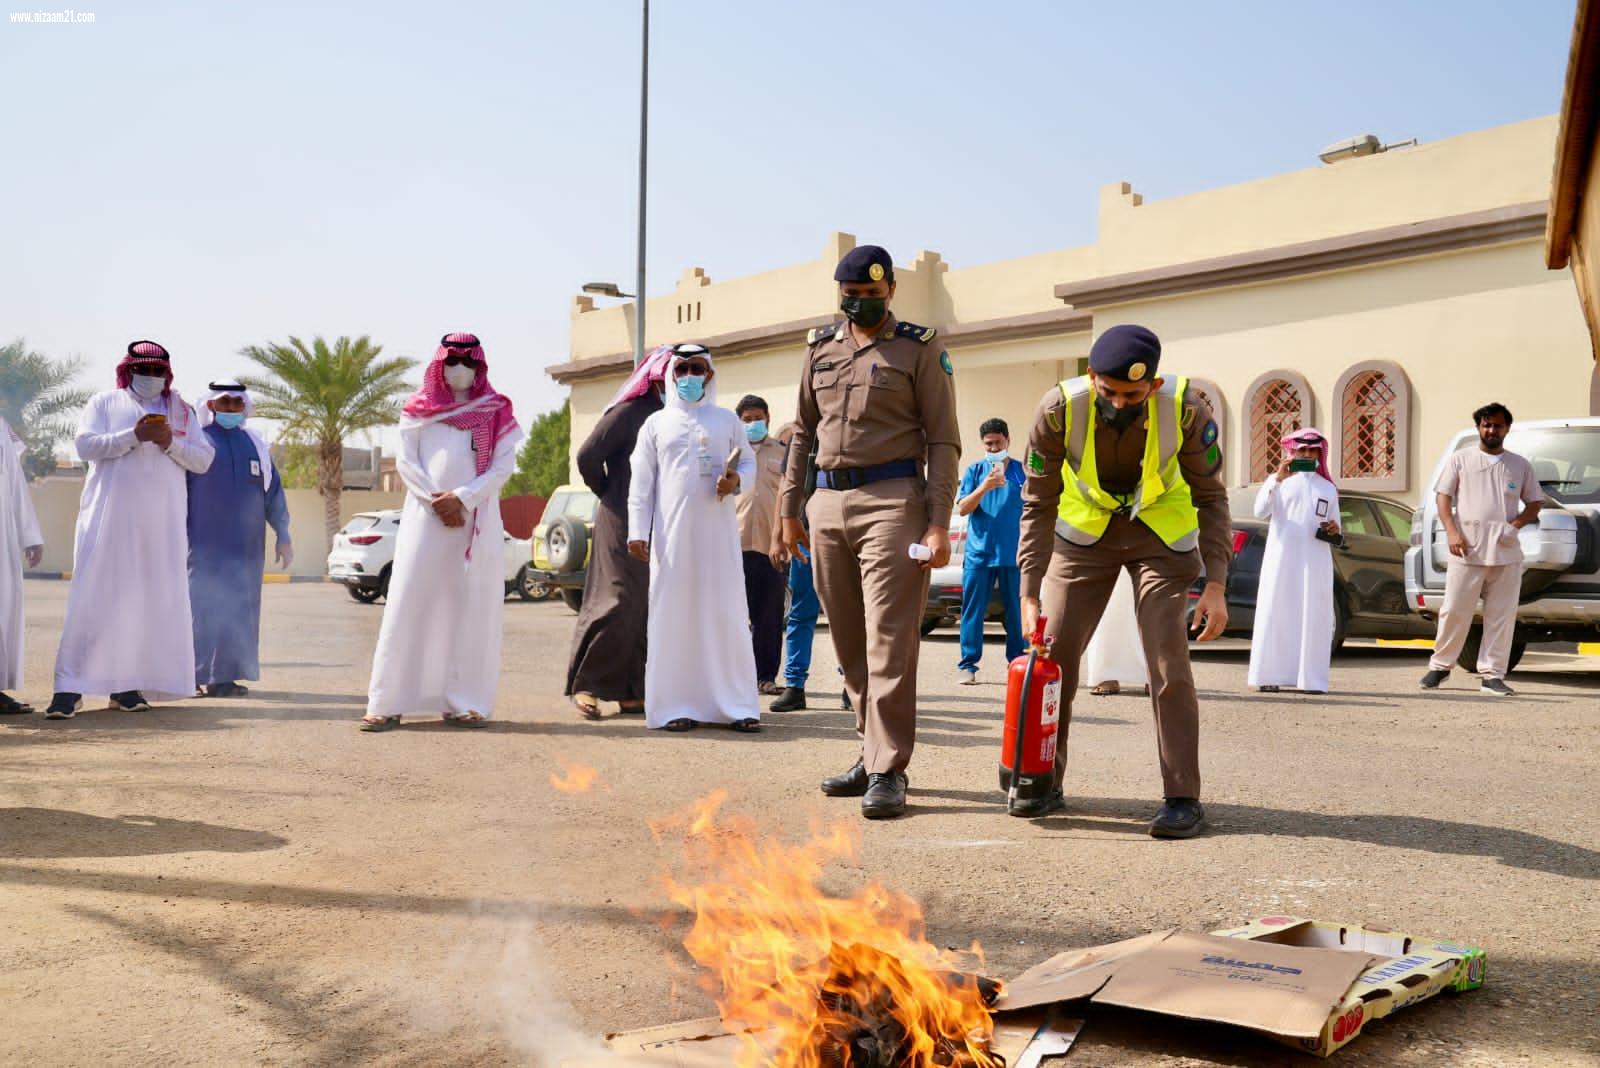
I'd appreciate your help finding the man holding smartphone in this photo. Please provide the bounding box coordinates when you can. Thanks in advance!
[954,417,1026,684]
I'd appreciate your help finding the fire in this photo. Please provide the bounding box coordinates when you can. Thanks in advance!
[549,760,601,793]
[654,791,1001,1067]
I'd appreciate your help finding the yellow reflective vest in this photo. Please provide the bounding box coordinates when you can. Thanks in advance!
[1054,375,1200,551]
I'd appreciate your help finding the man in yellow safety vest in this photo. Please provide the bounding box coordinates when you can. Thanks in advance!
[1017,325,1233,836]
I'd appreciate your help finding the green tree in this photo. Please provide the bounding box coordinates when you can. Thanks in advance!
[503,401,571,498]
[0,338,92,481]
[238,335,415,543]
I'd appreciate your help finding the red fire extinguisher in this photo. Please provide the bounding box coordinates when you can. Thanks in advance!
[998,617,1062,813]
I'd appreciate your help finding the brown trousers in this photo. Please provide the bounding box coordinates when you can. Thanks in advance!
[1040,515,1204,799]
[807,477,931,774]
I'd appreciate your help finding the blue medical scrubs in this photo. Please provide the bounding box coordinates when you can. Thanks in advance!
[958,456,1026,672]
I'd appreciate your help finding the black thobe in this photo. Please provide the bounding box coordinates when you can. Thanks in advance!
[564,392,661,702]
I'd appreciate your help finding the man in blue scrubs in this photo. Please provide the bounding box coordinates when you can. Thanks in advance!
[956,418,1026,684]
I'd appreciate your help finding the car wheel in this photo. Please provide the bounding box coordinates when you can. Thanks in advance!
[347,584,382,604]
[1456,625,1527,674]
[377,566,392,601]
[560,588,583,613]
[517,565,550,601]
[920,618,940,637]
[548,516,590,575]
[1330,592,1348,656]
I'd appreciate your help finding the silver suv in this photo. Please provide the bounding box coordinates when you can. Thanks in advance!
[1405,417,1600,671]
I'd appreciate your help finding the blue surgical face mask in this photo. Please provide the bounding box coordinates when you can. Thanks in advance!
[744,419,768,442]
[674,375,706,403]
[215,411,246,429]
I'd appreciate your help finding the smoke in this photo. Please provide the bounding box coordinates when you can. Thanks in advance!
[426,904,611,1066]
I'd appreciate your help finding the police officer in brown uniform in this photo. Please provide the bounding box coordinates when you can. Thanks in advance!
[780,245,961,819]
[1017,325,1232,837]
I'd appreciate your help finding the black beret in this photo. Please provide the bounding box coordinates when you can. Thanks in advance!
[1088,324,1161,382]
[834,244,894,284]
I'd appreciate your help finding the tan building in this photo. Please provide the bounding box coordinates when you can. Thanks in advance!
[551,116,1598,507]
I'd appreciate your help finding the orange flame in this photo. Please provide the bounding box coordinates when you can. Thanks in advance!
[653,791,1000,1066]
[549,760,600,793]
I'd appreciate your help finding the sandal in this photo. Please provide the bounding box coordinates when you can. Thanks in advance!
[1259,685,1281,693]
[0,694,34,716]
[572,694,602,721]
[1090,681,1120,696]
[732,718,762,733]
[445,711,487,728]
[359,716,400,732]
[618,701,645,716]
[756,681,781,696]
[663,718,696,732]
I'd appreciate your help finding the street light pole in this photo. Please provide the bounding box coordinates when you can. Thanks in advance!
[634,0,649,365]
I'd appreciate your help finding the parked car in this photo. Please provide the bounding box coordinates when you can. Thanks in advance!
[922,511,1008,635]
[1194,489,1434,653]
[528,484,599,612]
[1405,417,1600,672]
[326,509,540,603]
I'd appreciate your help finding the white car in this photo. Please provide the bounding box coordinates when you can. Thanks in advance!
[326,509,539,603]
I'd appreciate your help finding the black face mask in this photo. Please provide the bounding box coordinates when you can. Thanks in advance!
[1096,394,1143,430]
[840,295,888,328]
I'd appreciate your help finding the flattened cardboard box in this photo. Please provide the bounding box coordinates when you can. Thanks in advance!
[999,916,1485,1058]
[560,1012,1050,1067]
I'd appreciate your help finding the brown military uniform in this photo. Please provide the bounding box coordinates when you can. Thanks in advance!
[1016,381,1232,800]
[780,314,961,774]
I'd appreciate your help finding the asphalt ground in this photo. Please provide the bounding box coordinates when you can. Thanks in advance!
[1,581,1596,1066]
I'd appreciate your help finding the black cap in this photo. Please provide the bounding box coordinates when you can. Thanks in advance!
[1088,325,1161,382]
[834,244,894,284]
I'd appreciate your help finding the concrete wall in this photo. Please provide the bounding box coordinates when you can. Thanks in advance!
[27,481,405,577]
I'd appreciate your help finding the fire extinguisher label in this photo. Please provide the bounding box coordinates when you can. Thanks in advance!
[1040,679,1061,727]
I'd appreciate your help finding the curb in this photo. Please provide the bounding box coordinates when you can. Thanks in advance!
[28,572,332,585]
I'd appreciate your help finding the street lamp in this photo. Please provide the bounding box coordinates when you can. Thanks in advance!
[582,282,635,299]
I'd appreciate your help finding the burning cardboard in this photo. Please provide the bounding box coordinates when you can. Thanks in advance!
[999,916,1485,1058]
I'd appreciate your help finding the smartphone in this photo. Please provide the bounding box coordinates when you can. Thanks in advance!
[1289,458,1318,473]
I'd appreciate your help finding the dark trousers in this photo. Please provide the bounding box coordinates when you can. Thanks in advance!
[743,550,787,683]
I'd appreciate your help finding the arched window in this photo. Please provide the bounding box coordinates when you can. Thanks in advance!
[1331,360,1411,491]
[1244,371,1314,483]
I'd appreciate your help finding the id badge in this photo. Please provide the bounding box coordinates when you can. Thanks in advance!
[1315,498,1329,518]
[250,459,262,478]
[698,452,716,478]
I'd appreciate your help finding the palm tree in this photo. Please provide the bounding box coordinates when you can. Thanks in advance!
[0,338,92,481]
[239,335,416,543]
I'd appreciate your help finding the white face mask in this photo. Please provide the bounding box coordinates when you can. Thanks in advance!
[986,448,1009,461]
[443,364,477,391]
[130,374,165,400]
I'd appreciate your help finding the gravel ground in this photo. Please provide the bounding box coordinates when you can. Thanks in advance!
[1,581,1595,1066]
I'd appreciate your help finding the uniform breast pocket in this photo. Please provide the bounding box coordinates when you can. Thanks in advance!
[811,366,843,392]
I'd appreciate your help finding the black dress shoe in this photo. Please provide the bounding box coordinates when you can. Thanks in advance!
[770,687,807,712]
[1008,789,1066,818]
[861,772,908,819]
[1149,798,1206,839]
[820,758,868,797]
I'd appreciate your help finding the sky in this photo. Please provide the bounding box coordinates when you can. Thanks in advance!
[0,0,1579,451]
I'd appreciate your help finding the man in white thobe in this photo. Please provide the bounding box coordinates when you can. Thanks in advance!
[362,333,523,731]
[0,416,44,716]
[626,344,760,733]
[46,340,215,719]
[1247,427,1341,694]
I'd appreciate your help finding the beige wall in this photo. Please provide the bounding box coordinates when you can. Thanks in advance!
[27,481,404,577]
[555,116,1594,507]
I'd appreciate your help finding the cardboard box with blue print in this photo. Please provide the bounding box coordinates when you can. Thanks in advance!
[997,915,1486,1058]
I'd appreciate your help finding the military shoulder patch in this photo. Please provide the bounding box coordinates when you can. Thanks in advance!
[806,324,842,346]
[939,350,954,375]
[894,321,937,344]
[1204,443,1221,471]
[1045,405,1064,434]
[1026,448,1046,475]
[1181,404,1197,430]
[1200,420,1218,447]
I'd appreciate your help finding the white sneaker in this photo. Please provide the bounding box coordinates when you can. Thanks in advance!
[959,669,978,685]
